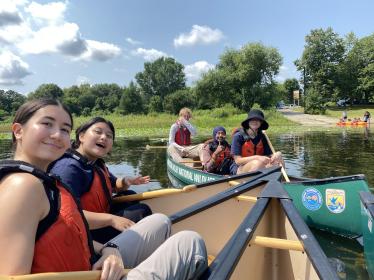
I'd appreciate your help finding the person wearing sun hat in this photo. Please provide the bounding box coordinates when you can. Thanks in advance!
[230,109,283,174]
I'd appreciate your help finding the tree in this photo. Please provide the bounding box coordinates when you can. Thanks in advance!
[295,28,345,106]
[195,42,282,110]
[135,57,186,111]
[119,82,144,114]
[90,84,123,113]
[28,83,64,100]
[0,89,26,114]
[163,88,195,114]
[283,79,300,103]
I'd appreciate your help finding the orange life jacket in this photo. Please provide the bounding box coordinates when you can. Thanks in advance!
[0,160,94,273]
[208,141,231,167]
[175,123,191,146]
[66,150,113,213]
[235,128,265,157]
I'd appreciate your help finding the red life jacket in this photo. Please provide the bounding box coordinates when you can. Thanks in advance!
[215,146,231,166]
[0,160,94,273]
[236,128,265,157]
[67,150,113,213]
[175,123,191,146]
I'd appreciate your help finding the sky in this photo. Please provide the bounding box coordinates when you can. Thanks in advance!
[1,0,374,96]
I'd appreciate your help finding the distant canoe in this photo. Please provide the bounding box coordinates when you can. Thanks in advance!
[336,121,368,126]
[167,153,371,238]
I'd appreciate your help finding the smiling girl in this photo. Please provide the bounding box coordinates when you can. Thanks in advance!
[49,117,152,243]
[0,100,207,280]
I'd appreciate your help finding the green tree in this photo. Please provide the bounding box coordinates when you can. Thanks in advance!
[163,88,195,114]
[195,42,282,110]
[28,83,64,100]
[90,84,123,113]
[295,28,345,107]
[0,89,26,114]
[119,82,144,114]
[283,79,300,103]
[135,57,186,111]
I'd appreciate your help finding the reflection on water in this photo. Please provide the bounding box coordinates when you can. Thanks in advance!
[1,129,373,279]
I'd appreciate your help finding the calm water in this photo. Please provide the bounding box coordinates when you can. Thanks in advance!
[1,129,373,279]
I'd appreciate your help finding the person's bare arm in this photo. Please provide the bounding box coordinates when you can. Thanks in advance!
[83,210,134,231]
[233,155,270,166]
[0,174,49,275]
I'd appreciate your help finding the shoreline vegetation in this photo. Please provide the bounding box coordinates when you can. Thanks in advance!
[1,106,372,140]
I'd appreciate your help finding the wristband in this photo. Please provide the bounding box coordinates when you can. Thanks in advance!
[100,242,119,254]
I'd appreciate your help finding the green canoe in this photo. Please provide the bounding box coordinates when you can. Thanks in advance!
[359,191,374,279]
[167,154,371,238]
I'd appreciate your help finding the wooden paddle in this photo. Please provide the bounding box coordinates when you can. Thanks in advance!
[145,145,167,150]
[0,270,128,280]
[262,130,290,182]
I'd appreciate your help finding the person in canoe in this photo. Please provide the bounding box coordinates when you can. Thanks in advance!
[230,109,284,174]
[364,111,371,122]
[49,117,152,243]
[0,99,207,280]
[168,107,204,162]
[201,126,233,175]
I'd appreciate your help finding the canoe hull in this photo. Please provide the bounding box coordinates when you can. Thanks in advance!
[167,154,370,238]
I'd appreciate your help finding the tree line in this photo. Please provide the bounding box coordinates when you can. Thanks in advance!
[1,27,373,117]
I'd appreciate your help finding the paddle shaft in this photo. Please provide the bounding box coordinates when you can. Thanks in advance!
[262,131,290,182]
[145,145,167,149]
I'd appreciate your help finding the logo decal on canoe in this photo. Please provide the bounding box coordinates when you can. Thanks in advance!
[302,188,322,211]
[326,189,345,214]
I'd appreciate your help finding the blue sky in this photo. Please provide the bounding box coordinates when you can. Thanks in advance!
[1,0,374,95]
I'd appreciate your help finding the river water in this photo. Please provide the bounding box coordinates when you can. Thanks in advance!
[0,129,373,279]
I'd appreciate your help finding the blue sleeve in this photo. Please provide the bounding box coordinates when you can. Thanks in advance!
[231,133,244,156]
[49,158,92,198]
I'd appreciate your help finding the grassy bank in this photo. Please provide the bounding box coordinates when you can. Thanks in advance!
[0,107,298,139]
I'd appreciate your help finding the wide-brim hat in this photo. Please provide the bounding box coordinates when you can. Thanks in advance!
[241,109,269,130]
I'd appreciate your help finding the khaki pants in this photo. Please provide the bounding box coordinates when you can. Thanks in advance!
[111,214,208,280]
[168,144,205,163]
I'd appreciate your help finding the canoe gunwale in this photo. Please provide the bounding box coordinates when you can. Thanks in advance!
[200,197,270,279]
[359,191,374,217]
[280,193,340,280]
[169,170,281,224]
[285,174,367,186]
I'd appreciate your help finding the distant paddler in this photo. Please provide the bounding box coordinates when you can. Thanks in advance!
[167,107,204,163]
[230,109,285,175]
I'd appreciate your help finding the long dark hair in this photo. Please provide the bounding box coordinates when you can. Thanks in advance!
[72,117,115,149]
[12,99,73,145]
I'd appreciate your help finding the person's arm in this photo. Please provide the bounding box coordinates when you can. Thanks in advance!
[83,210,134,231]
[92,241,125,280]
[0,174,49,275]
[114,175,151,192]
[181,118,197,136]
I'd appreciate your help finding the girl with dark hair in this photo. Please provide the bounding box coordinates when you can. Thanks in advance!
[49,117,152,243]
[0,100,208,279]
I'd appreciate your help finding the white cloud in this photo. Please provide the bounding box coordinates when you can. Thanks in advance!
[132,48,168,61]
[126,37,142,45]
[0,51,32,85]
[17,23,86,55]
[0,22,33,44]
[184,60,214,82]
[79,40,121,61]
[174,25,224,48]
[76,75,90,85]
[25,1,67,24]
[275,64,298,83]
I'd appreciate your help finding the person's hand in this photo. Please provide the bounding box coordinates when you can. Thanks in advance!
[215,145,224,155]
[270,152,282,165]
[111,215,135,231]
[128,175,150,185]
[93,247,125,280]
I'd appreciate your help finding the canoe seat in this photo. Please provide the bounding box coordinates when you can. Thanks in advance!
[208,254,215,266]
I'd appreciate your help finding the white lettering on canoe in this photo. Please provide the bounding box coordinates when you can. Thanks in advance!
[167,159,217,183]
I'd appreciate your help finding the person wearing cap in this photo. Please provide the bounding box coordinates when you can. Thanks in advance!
[230,109,283,174]
[201,126,233,175]
[168,107,204,162]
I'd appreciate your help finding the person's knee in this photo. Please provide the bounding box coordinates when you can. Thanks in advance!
[173,231,207,255]
[147,213,171,235]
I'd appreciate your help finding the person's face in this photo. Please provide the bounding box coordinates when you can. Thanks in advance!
[215,131,226,142]
[248,118,262,131]
[78,122,114,161]
[181,112,191,121]
[12,105,72,169]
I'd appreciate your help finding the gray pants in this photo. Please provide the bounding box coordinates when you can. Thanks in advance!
[110,214,207,280]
